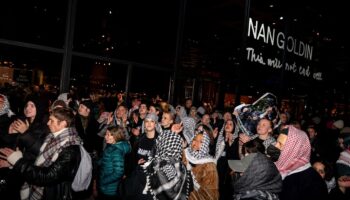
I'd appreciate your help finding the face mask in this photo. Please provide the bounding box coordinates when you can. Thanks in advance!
[266,145,281,162]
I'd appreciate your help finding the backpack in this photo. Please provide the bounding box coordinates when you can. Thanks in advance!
[71,145,92,191]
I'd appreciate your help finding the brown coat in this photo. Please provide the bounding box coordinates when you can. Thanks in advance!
[188,162,219,200]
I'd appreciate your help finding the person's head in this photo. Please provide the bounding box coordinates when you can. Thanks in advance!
[279,113,289,125]
[131,110,140,121]
[24,101,37,121]
[161,112,174,128]
[47,107,75,133]
[116,104,128,118]
[313,161,326,179]
[24,95,46,123]
[257,118,273,136]
[105,126,126,144]
[274,126,311,177]
[201,114,210,126]
[313,160,333,181]
[139,103,148,116]
[307,125,318,139]
[148,105,159,115]
[224,119,235,133]
[131,97,141,107]
[223,111,233,122]
[189,106,197,117]
[275,133,287,151]
[144,113,158,133]
[211,110,219,119]
[185,98,193,109]
[191,133,203,151]
[78,100,93,117]
[242,139,265,155]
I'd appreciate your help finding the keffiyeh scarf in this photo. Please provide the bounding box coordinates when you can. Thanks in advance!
[336,149,350,168]
[0,94,15,117]
[142,130,193,200]
[274,125,311,179]
[24,127,82,200]
[185,132,215,164]
[182,117,196,145]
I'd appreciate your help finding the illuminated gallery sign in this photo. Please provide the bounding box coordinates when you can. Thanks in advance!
[246,18,322,80]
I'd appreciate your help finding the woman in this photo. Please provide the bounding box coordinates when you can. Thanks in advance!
[9,95,49,161]
[217,119,240,200]
[98,126,131,200]
[184,130,219,200]
[274,125,328,200]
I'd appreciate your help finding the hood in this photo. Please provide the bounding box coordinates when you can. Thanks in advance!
[114,140,131,155]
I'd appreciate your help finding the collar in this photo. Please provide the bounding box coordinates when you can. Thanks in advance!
[52,128,68,138]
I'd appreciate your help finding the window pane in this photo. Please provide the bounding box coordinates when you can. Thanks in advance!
[130,66,171,100]
[0,44,62,87]
[70,56,127,92]
[74,0,179,68]
[0,1,68,47]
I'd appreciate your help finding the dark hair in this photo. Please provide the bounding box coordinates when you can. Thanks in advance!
[242,139,265,155]
[51,107,75,127]
[313,160,334,181]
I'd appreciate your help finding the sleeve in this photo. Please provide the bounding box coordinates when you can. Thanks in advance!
[13,145,80,186]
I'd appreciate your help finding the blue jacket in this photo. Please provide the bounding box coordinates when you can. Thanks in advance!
[98,140,131,196]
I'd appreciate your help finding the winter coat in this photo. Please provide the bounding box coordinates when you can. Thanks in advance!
[13,145,81,200]
[98,140,131,196]
[189,162,219,200]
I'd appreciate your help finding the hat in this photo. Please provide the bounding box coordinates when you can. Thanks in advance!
[80,99,94,111]
[57,93,69,102]
[228,153,257,173]
[145,113,158,122]
[333,120,344,129]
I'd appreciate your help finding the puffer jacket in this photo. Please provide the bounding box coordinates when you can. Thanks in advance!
[98,140,131,196]
[13,145,81,200]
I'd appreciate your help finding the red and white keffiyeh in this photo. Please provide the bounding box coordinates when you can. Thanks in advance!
[275,125,311,178]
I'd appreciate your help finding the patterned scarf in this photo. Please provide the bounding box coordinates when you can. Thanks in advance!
[234,152,282,195]
[28,127,82,200]
[336,149,350,167]
[0,94,15,117]
[182,117,196,144]
[274,125,311,179]
[142,130,193,200]
[185,132,215,164]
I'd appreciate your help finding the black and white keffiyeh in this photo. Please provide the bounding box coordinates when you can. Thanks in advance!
[0,94,15,117]
[142,130,193,200]
[182,117,196,145]
[185,131,215,164]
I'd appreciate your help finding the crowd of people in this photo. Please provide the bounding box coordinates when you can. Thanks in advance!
[0,85,349,200]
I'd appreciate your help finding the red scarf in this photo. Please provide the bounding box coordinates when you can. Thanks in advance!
[275,125,311,178]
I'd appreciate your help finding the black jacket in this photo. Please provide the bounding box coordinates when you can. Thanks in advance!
[13,145,81,200]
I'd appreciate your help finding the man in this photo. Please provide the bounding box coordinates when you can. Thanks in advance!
[0,107,83,200]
